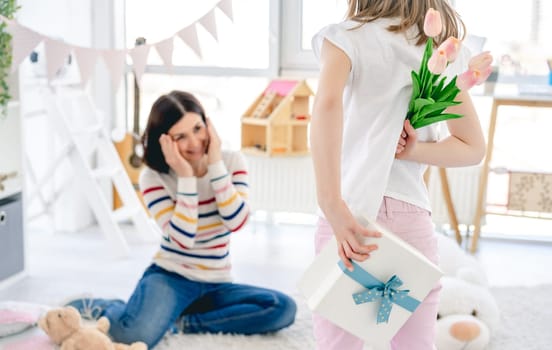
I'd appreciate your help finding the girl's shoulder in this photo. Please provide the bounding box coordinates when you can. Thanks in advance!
[314,17,406,50]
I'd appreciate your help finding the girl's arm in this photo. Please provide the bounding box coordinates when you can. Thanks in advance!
[397,91,486,167]
[311,39,380,270]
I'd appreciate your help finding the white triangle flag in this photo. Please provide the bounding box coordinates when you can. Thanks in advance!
[6,21,43,72]
[154,37,174,72]
[129,44,150,87]
[177,25,202,59]
[217,0,234,21]
[198,9,218,41]
[44,38,71,81]
[101,49,127,92]
[73,46,99,87]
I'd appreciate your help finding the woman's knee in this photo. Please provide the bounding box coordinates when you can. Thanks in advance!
[109,314,171,348]
[271,292,297,330]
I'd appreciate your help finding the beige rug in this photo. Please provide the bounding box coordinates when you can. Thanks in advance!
[488,284,552,350]
[156,295,315,350]
[2,285,550,350]
[157,285,552,350]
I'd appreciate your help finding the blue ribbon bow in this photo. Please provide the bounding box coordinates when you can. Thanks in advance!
[338,260,421,324]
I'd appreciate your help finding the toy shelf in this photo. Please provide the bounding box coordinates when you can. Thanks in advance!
[240,79,313,157]
[241,117,310,157]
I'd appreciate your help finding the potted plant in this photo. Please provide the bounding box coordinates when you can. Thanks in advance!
[0,0,19,117]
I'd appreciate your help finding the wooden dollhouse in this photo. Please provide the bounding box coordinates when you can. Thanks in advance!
[241,79,313,156]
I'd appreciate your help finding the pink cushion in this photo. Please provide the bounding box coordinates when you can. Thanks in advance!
[0,302,49,338]
[3,334,54,350]
[0,310,36,324]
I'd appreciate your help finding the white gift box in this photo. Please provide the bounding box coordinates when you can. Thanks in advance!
[298,218,442,347]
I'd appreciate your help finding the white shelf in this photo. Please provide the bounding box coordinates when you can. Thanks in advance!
[0,182,23,201]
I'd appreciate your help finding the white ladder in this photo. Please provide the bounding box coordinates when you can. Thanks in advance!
[42,88,157,258]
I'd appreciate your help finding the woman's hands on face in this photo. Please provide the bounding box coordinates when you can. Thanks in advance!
[159,134,193,177]
[206,117,222,164]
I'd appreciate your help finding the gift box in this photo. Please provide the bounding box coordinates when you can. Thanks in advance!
[298,218,442,347]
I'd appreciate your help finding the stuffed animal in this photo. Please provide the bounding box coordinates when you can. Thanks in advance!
[435,235,500,350]
[38,306,147,350]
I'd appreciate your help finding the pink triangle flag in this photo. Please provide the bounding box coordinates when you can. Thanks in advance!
[101,49,127,92]
[73,46,99,87]
[177,25,202,59]
[217,0,234,21]
[198,9,218,41]
[128,44,151,88]
[154,37,175,73]
[5,21,43,72]
[44,38,71,81]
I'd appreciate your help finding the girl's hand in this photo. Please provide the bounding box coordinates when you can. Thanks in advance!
[325,200,381,271]
[159,134,193,177]
[206,117,222,164]
[395,119,418,159]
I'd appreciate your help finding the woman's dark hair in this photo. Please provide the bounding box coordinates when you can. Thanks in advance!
[142,91,206,173]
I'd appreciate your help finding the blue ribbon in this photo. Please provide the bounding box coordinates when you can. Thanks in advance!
[338,260,421,324]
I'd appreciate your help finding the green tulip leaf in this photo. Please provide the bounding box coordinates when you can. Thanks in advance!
[411,113,463,129]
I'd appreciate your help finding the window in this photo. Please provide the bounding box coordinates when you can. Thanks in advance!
[123,1,552,151]
[280,0,347,74]
[282,0,552,75]
[455,0,552,74]
[125,0,275,72]
[123,0,279,149]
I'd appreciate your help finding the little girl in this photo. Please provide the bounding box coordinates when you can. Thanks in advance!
[310,0,485,349]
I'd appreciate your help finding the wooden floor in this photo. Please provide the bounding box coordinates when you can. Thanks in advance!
[1,214,552,306]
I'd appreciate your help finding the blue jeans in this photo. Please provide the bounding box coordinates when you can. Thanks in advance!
[101,264,297,348]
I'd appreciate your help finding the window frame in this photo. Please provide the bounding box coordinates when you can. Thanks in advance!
[280,0,318,75]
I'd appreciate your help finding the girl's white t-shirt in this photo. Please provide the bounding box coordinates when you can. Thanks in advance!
[312,18,469,220]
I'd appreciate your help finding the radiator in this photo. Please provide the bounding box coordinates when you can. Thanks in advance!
[427,165,482,227]
[244,154,318,215]
[245,154,481,226]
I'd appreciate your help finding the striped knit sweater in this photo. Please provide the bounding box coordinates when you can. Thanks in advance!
[139,150,249,282]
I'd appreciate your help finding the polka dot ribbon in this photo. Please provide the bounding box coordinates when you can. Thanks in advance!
[338,260,421,324]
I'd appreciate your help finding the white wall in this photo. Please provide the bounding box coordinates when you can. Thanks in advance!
[18,0,92,45]
[17,0,118,232]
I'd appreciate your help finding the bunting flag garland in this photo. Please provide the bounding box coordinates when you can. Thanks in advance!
[73,47,99,87]
[3,19,42,73]
[218,0,234,21]
[0,0,233,89]
[154,37,175,73]
[101,49,127,92]
[177,25,202,59]
[128,44,151,88]
[44,38,72,80]
[198,9,218,41]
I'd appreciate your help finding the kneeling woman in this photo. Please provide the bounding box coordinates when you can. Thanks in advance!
[67,91,296,348]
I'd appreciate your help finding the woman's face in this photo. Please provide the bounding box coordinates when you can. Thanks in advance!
[167,112,208,162]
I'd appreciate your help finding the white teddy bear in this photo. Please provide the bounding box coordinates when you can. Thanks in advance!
[436,235,500,350]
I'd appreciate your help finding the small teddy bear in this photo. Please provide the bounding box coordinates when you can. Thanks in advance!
[38,306,147,350]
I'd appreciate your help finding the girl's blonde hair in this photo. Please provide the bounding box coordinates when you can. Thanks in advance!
[346,0,465,46]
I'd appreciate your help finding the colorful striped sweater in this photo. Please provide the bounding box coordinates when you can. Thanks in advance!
[139,150,249,282]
